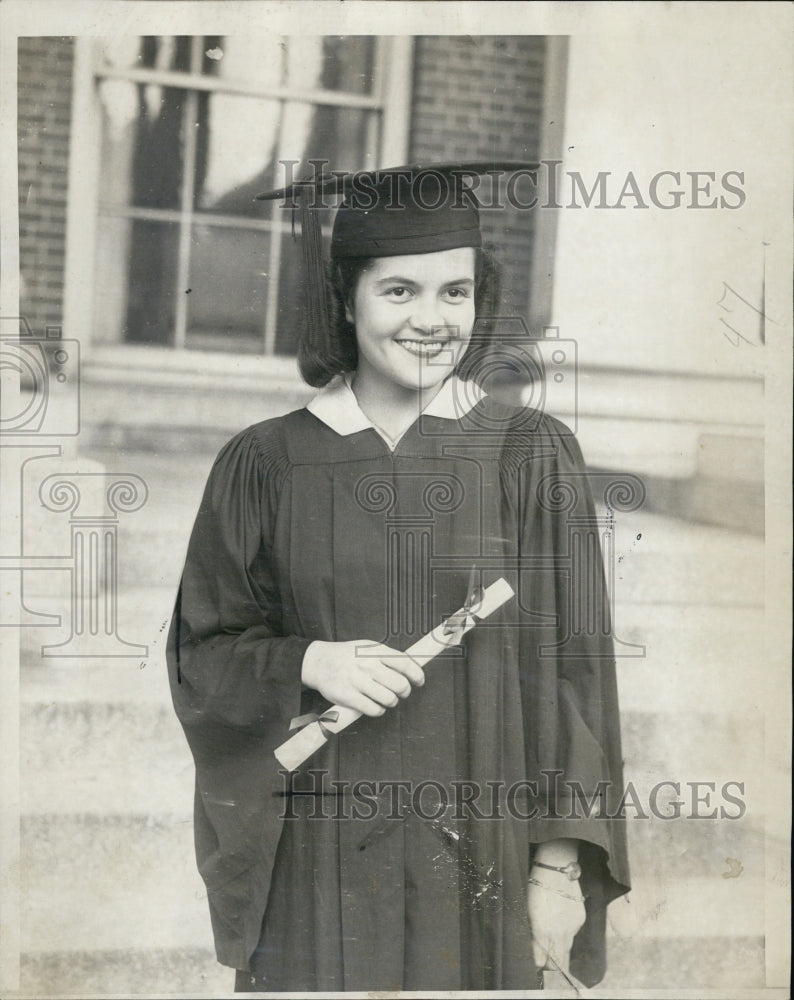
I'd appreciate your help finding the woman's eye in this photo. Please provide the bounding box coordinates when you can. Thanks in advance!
[445,287,469,300]
[386,286,411,299]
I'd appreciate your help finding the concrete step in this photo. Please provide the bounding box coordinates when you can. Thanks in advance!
[696,433,763,483]
[21,813,210,955]
[20,806,767,945]
[600,934,765,992]
[620,710,764,791]
[609,863,766,943]
[21,679,765,817]
[606,507,763,608]
[21,947,230,997]
[20,817,767,990]
[21,701,193,816]
[613,602,764,715]
[18,934,766,995]
[685,474,763,535]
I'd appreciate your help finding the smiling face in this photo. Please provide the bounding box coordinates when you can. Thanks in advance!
[346,247,477,396]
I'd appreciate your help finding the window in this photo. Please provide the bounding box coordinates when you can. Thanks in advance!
[90,36,409,356]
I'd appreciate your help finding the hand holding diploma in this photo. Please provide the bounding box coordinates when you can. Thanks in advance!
[301,639,426,717]
[276,577,515,771]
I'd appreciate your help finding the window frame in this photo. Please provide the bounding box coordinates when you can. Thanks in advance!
[62,34,413,366]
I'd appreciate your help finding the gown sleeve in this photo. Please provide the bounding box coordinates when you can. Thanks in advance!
[517,414,631,986]
[165,424,311,969]
[167,425,310,732]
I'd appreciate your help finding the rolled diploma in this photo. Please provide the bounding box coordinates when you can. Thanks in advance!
[274,577,515,771]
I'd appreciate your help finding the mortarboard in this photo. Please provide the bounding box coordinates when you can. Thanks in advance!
[256,162,538,384]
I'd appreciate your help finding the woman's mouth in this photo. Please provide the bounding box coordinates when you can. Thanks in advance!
[395,338,454,359]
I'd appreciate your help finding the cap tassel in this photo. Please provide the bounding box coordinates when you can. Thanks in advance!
[295,182,337,386]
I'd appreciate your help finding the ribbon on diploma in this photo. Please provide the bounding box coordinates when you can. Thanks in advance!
[274,576,515,772]
[289,709,340,739]
[441,582,484,640]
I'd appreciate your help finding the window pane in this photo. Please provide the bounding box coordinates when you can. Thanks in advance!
[92,34,385,357]
[199,35,285,88]
[94,217,180,346]
[199,36,377,96]
[98,82,186,210]
[185,223,270,353]
[95,36,192,73]
[193,93,282,213]
[285,36,376,94]
[281,102,377,176]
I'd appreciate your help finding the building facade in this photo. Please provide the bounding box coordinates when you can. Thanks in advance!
[17,33,762,530]
[19,35,566,447]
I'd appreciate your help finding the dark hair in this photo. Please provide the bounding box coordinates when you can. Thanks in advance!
[299,247,502,388]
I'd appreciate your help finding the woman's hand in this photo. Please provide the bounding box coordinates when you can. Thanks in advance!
[301,640,425,716]
[527,875,586,975]
[527,839,586,974]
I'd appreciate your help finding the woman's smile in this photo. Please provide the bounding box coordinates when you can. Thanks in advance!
[346,246,476,397]
[394,336,455,359]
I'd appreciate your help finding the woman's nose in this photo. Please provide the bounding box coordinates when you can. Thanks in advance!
[408,297,446,335]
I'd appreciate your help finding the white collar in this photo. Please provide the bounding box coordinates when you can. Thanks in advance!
[307,373,485,448]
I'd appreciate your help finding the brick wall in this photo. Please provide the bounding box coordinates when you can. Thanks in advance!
[409,35,547,321]
[17,37,74,334]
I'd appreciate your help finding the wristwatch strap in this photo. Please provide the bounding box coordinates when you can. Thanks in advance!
[532,860,582,881]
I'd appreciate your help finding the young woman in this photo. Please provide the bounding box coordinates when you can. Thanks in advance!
[167,166,630,992]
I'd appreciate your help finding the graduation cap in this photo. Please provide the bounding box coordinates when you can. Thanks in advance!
[256,162,538,384]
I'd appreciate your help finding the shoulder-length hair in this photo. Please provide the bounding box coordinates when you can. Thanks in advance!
[298,247,502,388]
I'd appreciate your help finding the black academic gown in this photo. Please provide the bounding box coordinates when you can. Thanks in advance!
[167,395,630,991]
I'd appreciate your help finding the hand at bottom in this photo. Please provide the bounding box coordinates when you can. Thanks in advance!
[527,873,586,975]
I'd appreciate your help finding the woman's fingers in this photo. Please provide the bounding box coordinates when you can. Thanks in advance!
[360,676,401,708]
[531,933,549,971]
[350,648,424,708]
[301,640,425,714]
[376,651,425,688]
[343,688,388,717]
[527,879,585,974]
[368,663,412,698]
